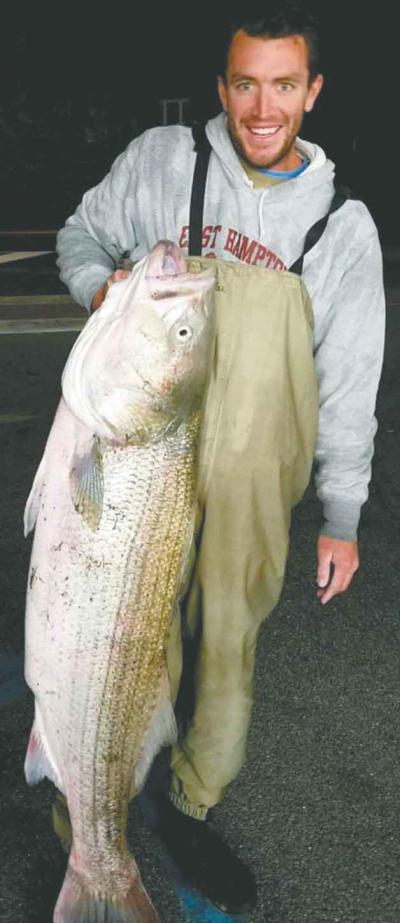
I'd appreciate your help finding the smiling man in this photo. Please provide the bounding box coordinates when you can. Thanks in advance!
[55,1,385,916]
[218,29,323,171]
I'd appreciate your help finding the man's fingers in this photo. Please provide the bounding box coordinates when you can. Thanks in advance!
[112,269,130,283]
[317,549,333,589]
[106,269,130,291]
[91,269,131,313]
[318,566,354,605]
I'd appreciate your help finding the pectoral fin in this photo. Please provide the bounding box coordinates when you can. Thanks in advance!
[69,437,104,530]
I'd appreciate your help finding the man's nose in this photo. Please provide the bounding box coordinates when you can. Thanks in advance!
[253,87,275,120]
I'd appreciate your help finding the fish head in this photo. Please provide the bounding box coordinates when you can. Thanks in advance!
[62,241,215,444]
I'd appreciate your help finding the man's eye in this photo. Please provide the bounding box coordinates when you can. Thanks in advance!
[279,83,294,91]
[236,82,253,91]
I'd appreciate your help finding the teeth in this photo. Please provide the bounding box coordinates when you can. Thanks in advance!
[250,127,278,135]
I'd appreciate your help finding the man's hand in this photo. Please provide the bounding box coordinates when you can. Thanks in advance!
[90,269,130,313]
[317,536,359,605]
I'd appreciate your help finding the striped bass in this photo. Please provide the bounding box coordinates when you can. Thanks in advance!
[23,241,215,922]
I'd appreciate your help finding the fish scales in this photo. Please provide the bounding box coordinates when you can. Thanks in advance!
[72,423,200,888]
[23,241,215,921]
[26,405,200,895]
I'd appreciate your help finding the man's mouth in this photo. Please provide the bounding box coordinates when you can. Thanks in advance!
[247,126,280,137]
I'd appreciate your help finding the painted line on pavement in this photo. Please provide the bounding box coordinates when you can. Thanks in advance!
[0,318,85,335]
[0,251,53,265]
[0,295,75,305]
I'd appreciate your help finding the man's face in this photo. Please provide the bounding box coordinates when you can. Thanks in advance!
[218,31,323,171]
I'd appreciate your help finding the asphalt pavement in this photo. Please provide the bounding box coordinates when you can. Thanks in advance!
[0,259,399,923]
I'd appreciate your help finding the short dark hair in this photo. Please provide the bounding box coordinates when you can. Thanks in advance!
[219,1,322,83]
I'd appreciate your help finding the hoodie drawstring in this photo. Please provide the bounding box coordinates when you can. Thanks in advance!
[258,190,267,239]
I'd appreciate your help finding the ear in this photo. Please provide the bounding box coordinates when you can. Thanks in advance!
[305,73,324,113]
[217,75,227,112]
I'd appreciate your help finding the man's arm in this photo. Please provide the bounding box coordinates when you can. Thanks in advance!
[56,142,140,311]
[311,212,385,603]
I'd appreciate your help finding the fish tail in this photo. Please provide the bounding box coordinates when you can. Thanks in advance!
[54,860,160,922]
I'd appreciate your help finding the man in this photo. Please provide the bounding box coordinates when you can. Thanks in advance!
[55,2,385,914]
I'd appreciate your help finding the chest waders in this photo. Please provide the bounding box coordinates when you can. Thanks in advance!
[167,126,349,818]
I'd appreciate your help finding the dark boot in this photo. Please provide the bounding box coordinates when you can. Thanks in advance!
[154,796,257,915]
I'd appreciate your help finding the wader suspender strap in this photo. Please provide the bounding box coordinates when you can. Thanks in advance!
[288,185,352,275]
[189,123,352,268]
[188,124,212,256]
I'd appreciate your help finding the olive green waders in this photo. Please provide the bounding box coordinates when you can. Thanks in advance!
[167,259,319,819]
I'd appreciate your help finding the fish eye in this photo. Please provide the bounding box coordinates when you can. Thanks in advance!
[177,326,192,340]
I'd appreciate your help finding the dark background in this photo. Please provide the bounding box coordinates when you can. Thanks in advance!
[1,6,400,920]
[0,0,396,242]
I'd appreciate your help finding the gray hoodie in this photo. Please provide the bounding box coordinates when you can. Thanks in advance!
[57,113,386,541]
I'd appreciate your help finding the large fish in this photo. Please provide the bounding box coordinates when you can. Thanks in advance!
[23,241,215,922]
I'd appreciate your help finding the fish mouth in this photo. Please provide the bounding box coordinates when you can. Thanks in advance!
[145,242,214,294]
[145,240,187,278]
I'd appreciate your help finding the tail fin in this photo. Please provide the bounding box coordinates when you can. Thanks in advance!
[54,861,160,922]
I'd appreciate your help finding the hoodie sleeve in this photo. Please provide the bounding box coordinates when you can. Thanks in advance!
[56,141,139,311]
[313,220,385,541]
